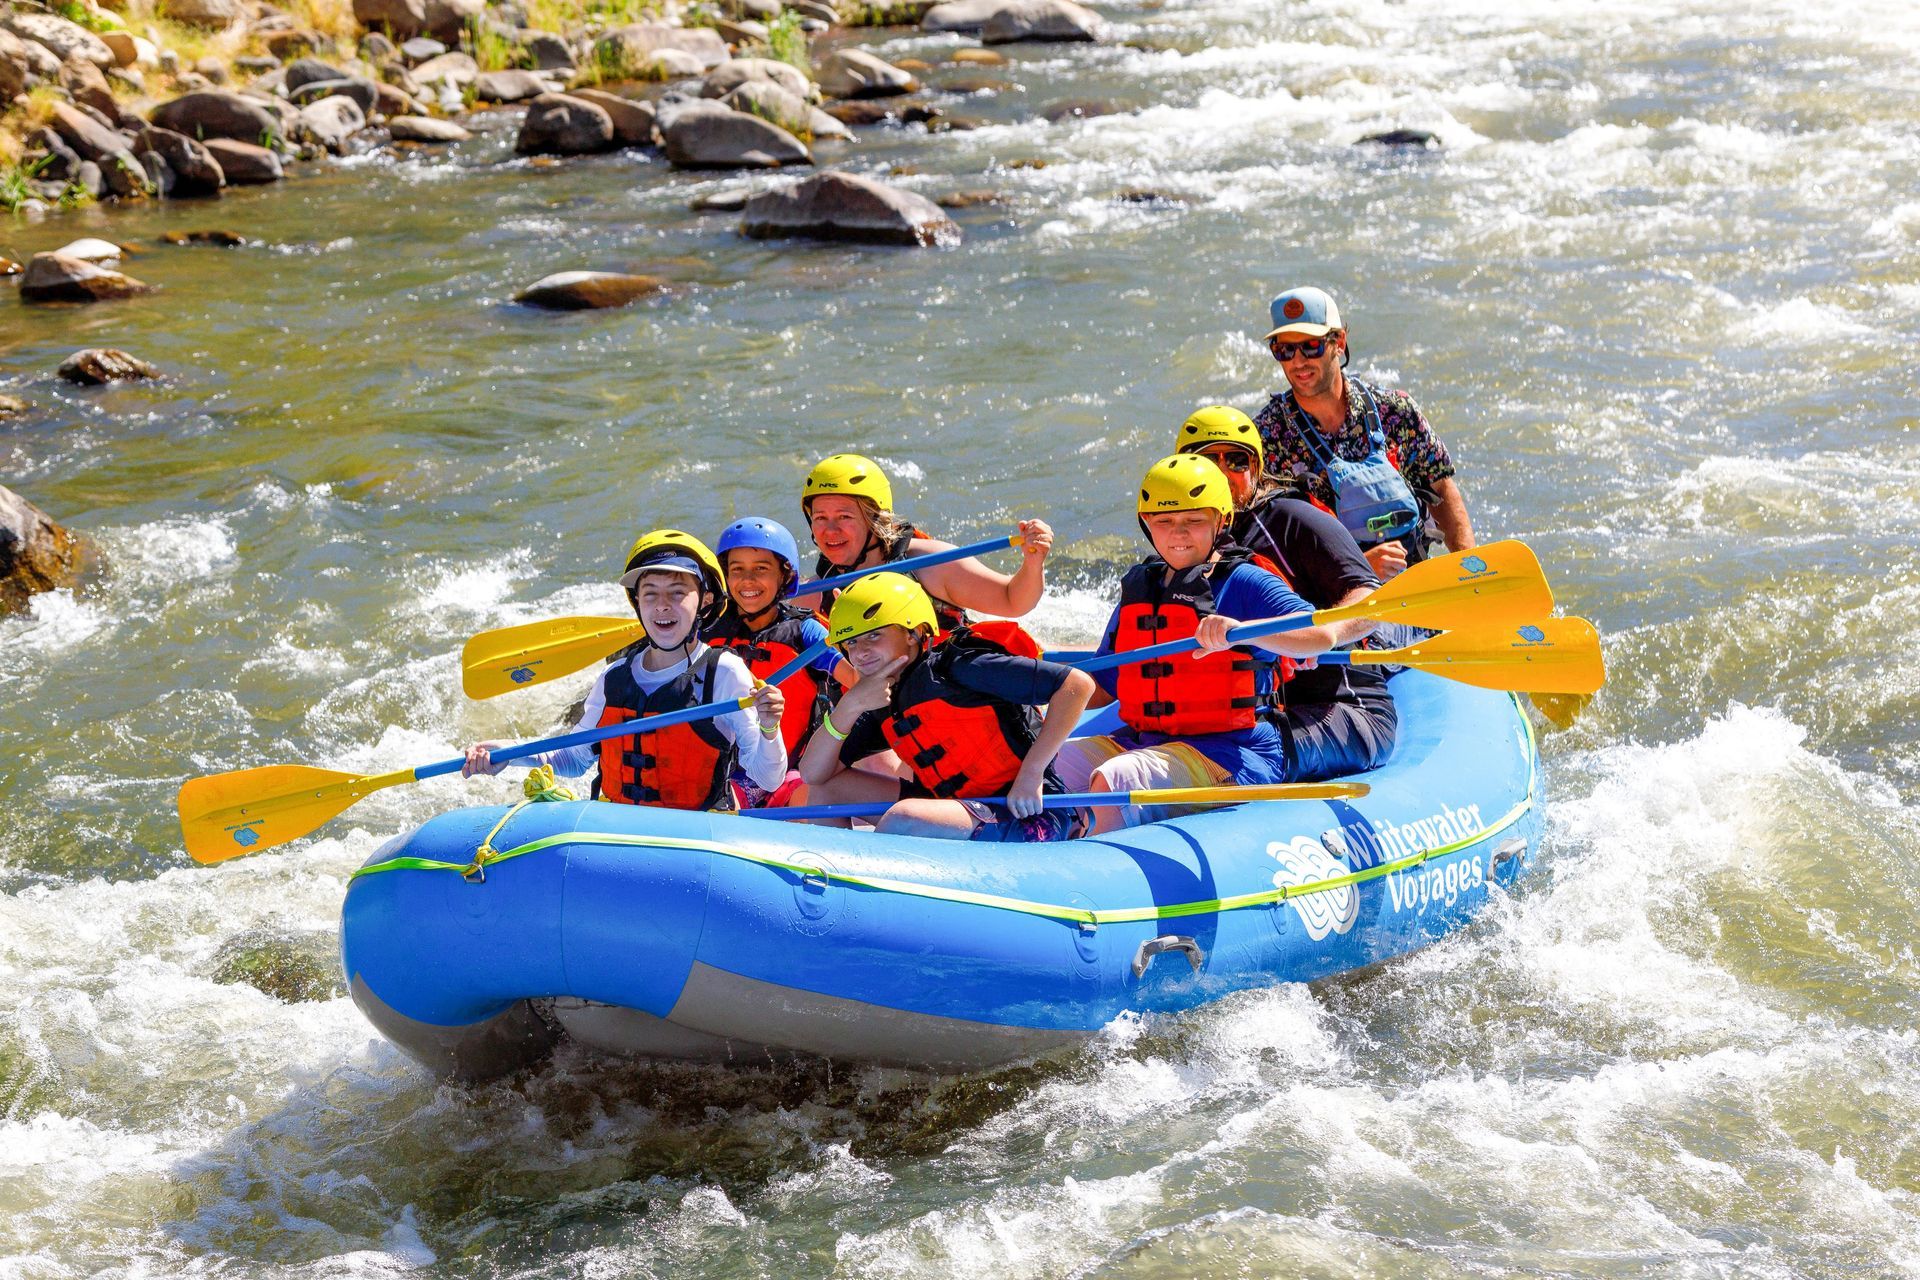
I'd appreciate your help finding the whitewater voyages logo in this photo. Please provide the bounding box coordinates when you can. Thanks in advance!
[1322,801,1494,918]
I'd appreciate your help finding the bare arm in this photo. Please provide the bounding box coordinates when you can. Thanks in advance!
[1427,477,1475,552]
[1005,670,1096,818]
[912,519,1053,618]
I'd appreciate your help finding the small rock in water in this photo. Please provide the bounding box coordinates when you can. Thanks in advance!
[895,57,933,73]
[0,396,29,416]
[1356,128,1441,149]
[921,0,1005,33]
[981,0,1106,43]
[57,348,160,385]
[944,76,1010,94]
[386,115,471,143]
[700,57,811,103]
[565,88,656,148]
[819,49,919,98]
[210,929,344,1003]
[162,229,247,245]
[51,237,124,264]
[0,258,20,276]
[662,100,811,170]
[948,46,1006,64]
[203,139,283,184]
[1115,187,1190,205]
[1042,98,1121,121]
[821,100,903,127]
[1007,156,1048,169]
[514,270,669,310]
[0,485,97,615]
[741,169,960,247]
[937,188,1002,207]
[20,253,153,304]
[691,186,754,212]
[516,93,615,156]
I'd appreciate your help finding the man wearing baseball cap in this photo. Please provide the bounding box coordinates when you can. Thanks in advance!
[1251,286,1475,579]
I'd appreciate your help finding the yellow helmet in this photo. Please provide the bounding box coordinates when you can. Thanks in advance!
[827,572,935,649]
[1176,405,1263,469]
[803,453,893,515]
[620,528,724,599]
[1138,454,1234,520]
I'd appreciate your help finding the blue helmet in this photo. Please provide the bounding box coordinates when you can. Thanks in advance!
[716,517,801,585]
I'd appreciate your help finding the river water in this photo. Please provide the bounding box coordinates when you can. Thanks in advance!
[5,0,1920,1273]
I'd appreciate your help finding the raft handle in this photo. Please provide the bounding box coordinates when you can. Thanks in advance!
[1492,837,1527,868]
[1132,935,1204,980]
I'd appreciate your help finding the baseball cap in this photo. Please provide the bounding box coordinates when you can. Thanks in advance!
[619,554,705,589]
[1264,286,1343,340]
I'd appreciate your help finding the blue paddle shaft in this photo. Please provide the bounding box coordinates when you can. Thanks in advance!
[422,640,832,781]
[1069,612,1312,674]
[787,535,1018,600]
[748,790,1174,822]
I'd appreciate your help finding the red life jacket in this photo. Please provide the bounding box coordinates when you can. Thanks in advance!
[814,518,970,634]
[594,646,733,810]
[1114,546,1288,736]
[877,625,1043,800]
[706,604,825,757]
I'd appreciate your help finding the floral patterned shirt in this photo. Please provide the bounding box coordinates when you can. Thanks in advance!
[1251,378,1456,509]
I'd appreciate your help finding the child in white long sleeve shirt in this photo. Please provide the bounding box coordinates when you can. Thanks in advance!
[464,530,785,807]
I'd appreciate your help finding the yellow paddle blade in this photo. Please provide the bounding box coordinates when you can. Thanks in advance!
[1125,781,1369,806]
[461,615,644,699]
[1316,540,1554,631]
[1527,691,1594,731]
[1353,617,1606,695]
[178,763,416,864]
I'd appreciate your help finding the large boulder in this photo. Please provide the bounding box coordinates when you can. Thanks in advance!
[353,0,429,39]
[422,0,484,43]
[920,0,1005,31]
[3,12,113,68]
[150,91,283,143]
[565,89,656,147]
[593,23,729,76]
[721,81,815,143]
[386,114,470,142]
[662,99,810,169]
[520,31,573,71]
[700,56,810,102]
[203,138,284,183]
[514,271,668,309]
[472,69,549,102]
[57,348,160,384]
[46,102,130,165]
[0,487,96,616]
[740,170,958,246]
[160,0,242,28]
[640,48,706,79]
[298,95,367,153]
[515,93,614,155]
[133,127,226,195]
[816,49,916,98]
[20,252,154,303]
[980,0,1105,42]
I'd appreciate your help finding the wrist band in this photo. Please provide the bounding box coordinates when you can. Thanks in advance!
[758,721,780,739]
[821,711,848,741]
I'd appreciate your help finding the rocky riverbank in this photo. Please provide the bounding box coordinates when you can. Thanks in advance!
[0,0,1116,608]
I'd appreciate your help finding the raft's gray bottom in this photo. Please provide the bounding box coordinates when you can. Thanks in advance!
[354,963,1088,1080]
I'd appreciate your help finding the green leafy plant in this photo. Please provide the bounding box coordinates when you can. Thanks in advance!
[466,15,528,72]
[53,0,121,32]
[763,10,810,75]
[1,155,52,214]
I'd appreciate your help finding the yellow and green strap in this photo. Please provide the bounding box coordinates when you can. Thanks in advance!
[355,698,1539,925]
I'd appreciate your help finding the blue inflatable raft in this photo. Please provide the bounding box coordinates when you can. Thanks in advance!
[342,672,1540,1080]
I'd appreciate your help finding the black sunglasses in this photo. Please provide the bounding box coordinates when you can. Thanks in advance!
[1198,449,1255,473]
[1268,335,1331,362]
